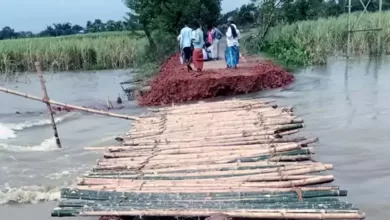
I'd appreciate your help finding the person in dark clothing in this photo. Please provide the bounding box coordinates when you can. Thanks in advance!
[207,24,223,60]
[117,94,122,104]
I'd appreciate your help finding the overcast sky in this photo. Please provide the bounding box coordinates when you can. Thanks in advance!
[0,0,250,32]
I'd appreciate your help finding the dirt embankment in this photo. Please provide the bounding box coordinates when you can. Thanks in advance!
[138,53,294,106]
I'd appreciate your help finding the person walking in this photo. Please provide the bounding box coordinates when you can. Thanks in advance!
[192,21,205,72]
[179,23,194,71]
[225,17,241,69]
[207,24,223,60]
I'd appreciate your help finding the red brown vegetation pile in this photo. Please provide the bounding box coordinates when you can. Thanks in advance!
[138,53,295,106]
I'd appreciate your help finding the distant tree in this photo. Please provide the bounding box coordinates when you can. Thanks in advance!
[72,24,84,33]
[93,19,106,32]
[39,23,86,37]
[114,21,125,31]
[86,20,93,32]
[0,26,16,40]
[16,31,34,38]
[105,20,117,31]
[236,4,257,26]
[123,0,222,48]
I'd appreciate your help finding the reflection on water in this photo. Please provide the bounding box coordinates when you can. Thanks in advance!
[253,56,390,219]
[0,57,390,219]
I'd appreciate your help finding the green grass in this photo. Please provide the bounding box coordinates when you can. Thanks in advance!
[0,31,149,73]
[244,11,390,66]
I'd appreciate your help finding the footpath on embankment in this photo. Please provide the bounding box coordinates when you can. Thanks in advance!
[138,53,294,106]
[138,40,294,106]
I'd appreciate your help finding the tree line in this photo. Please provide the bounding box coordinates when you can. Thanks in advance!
[0,19,142,40]
[2,0,389,41]
[220,0,390,28]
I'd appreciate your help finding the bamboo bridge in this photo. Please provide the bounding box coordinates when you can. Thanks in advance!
[50,99,365,219]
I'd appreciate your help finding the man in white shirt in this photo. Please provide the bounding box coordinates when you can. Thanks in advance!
[179,23,194,71]
[225,17,241,69]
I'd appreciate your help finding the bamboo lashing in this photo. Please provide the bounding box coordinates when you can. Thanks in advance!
[0,86,139,120]
[51,99,365,219]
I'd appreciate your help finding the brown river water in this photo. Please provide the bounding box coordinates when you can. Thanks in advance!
[0,56,389,219]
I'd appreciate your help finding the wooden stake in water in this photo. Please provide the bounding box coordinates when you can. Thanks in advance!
[347,0,352,59]
[35,62,62,149]
[377,0,383,55]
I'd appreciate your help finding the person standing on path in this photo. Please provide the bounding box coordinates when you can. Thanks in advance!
[225,17,241,69]
[207,24,223,60]
[179,23,194,71]
[192,21,205,72]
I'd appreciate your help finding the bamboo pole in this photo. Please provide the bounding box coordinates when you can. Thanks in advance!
[102,142,309,158]
[89,162,328,176]
[122,132,301,146]
[148,99,275,112]
[78,175,334,189]
[74,184,338,193]
[77,210,365,219]
[96,154,312,167]
[126,127,290,140]
[0,86,139,120]
[111,142,297,154]
[148,104,281,115]
[58,200,353,211]
[85,165,332,182]
[140,106,292,122]
[35,62,62,148]
[68,185,341,193]
[100,147,313,165]
[102,143,306,159]
[99,147,313,162]
[92,161,321,174]
[85,136,309,151]
[92,161,310,172]
[87,164,330,181]
[78,175,318,186]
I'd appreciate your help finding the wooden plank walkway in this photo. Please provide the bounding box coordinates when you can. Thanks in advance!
[51,99,365,219]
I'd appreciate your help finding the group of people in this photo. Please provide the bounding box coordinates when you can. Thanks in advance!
[178,17,241,72]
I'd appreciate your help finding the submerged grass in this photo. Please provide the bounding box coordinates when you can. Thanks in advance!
[0,31,149,73]
[244,11,390,66]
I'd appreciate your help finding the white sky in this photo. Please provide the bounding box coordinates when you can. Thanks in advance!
[0,0,251,32]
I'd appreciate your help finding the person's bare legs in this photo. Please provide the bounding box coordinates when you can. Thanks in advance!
[186,57,193,72]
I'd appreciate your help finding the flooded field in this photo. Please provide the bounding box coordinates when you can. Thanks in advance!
[0,57,389,219]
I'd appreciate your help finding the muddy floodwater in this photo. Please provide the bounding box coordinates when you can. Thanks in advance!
[0,57,389,220]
